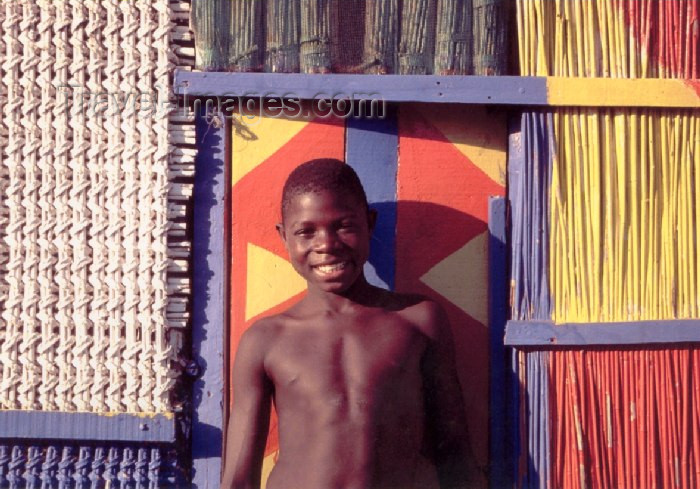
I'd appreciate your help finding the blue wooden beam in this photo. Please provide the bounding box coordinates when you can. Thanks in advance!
[191,108,228,488]
[174,71,547,105]
[0,411,175,443]
[174,71,700,108]
[487,197,510,489]
[505,320,700,346]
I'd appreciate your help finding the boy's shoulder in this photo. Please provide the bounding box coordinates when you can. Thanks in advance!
[242,311,289,341]
[371,288,448,340]
[391,293,447,337]
[241,302,308,344]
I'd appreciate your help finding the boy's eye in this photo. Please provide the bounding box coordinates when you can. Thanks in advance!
[295,228,313,236]
[339,221,357,230]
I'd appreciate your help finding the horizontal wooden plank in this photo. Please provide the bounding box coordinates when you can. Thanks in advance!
[547,77,700,108]
[505,320,700,346]
[173,71,700,107]
[174,71,548,105]
[0,410,176,443]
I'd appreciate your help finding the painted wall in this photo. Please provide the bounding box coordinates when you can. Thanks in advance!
[229,103,506,487]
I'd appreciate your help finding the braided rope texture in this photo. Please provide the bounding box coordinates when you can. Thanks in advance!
[0,0,195,413]
[0,443,185,487]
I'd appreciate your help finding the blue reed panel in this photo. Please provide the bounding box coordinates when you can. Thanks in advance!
[507,115,525,319]
[526,352,536,489]
[509,112,552,321]
[522,351,551,489]
[510,349,522,488]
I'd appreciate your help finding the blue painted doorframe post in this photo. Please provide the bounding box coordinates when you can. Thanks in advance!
[191,108,228,488]
[488,196,510,489]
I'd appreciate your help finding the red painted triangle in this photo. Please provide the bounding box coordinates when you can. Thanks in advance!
[396,109,503,286]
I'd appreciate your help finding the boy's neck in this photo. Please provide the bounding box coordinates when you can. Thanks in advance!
[306,275,381,313]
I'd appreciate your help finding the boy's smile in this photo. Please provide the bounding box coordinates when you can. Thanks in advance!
[278,189,375,295]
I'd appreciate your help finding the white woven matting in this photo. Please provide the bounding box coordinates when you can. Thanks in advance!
[0,0,195,413]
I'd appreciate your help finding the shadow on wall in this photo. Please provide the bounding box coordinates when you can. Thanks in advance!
[373,199,491,488]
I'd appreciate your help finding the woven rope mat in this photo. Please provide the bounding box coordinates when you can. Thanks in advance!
[0,0,195,414]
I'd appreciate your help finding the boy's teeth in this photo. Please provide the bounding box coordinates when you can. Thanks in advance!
[316,262,347,273]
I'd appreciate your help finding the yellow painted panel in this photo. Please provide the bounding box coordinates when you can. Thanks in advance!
[419,231,489,326]
[245,243,307,321]
[232,116,310,186]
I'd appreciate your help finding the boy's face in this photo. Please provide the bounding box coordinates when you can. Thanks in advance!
[278,189,375,294]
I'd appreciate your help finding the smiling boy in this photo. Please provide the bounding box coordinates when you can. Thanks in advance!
[222,159,481,489]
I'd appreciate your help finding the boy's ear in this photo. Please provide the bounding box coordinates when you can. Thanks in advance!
[367,208,378,233]
[276,223,286,241]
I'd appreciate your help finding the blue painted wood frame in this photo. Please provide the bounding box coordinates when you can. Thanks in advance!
[488,196,510,489]
[506,118,523,488]
[0,411,175,443]
[174,71,548,105]
[191,108,228,488]
[174,71,700,107]
[345,107,398,290]
[505,319,700,346]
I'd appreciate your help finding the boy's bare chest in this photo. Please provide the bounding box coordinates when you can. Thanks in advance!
[265,317,425,400]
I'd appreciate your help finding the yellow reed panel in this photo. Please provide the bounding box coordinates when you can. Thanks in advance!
[595,1,609,76]
[517,0,698,79]
[534,0,548,76]
[550,109,700,323]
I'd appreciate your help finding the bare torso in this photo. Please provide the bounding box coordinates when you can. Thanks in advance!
[263,300,430,489]
[223,287,476,489]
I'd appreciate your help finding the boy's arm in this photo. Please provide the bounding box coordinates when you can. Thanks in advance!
[221,325,273,489]
[419,301,483,489]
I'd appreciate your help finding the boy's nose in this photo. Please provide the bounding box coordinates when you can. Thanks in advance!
[313,230,340,252]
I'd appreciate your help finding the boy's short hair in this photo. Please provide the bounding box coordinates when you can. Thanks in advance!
[281,158,369,219]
